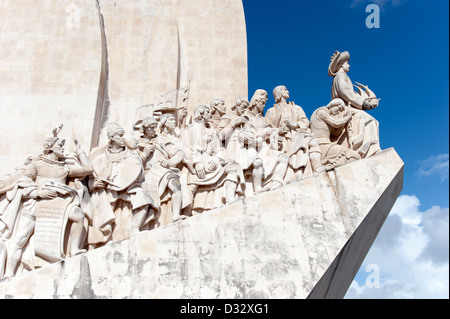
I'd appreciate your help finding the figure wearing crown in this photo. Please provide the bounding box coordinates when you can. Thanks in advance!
[0,125,93,278]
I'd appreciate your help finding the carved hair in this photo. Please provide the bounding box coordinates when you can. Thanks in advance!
[193,105,209,121]
[273,85,287,103]
[107,122,138,149]
[158,113,175,132]
[140,116,158,135]
[210,99,224,114]
[42,124,64,154]
[107,122,125,139]
[231,97,249,111]
[326,98,345,109]
[42,137,64,155]
[249,89,268,109]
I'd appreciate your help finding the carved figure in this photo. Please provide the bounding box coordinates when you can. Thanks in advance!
[209,98,231,133]
[2,125,93,278]
[138,115,184,223]
[0,166,32,240]
[88,123,156,248]
[328,50,381,158]
[219,98,266,194]
[181,105,242,212]
[177,107,188,131]
[0,240,5,278]
[0,44,391,284]
[248,89,289,190]
[266,85,325,180]
[310,98,361,170]
[247,89,271,134]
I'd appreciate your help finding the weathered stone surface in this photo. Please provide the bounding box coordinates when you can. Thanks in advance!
[0,0,102,175]
[94,0,248,145]
[0,0,248,174]
[0,148,403,299]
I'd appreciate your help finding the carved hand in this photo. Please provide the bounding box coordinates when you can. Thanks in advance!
[245,135,256,146]
[208,157,220,172]
[195,163,206,179]
[233,117,247,128]
[178,107,188,119]
[344,109,353,121]
[302,128,313,137]
[287,121,300,130]
[278,126,289,135]
[363,100,376,110]
[38,189,58,199]
[161,159,170,168]
[92,178,105,189]
[73,138,88,158]
[143,144,156,158]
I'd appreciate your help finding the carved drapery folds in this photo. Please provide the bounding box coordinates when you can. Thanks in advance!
[0,51,381,279]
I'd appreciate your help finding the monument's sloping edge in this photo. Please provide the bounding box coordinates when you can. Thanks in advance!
[0,148,404,299]
[307,156,404,298]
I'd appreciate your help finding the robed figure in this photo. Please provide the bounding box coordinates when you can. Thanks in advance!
[328,50,381,158]
[88,123,156,248]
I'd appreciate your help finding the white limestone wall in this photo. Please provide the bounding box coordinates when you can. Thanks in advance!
[0,0,248,172]
[94,0,248,145]
[0,149,403,299]
[0,0,103,175]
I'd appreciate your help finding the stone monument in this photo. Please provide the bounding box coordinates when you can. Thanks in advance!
[0,0,248,175]
[0,1,402,299]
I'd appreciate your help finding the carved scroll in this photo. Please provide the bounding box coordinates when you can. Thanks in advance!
[33,196,72,262]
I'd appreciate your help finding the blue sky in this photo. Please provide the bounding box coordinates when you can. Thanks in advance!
[243,0,449,298]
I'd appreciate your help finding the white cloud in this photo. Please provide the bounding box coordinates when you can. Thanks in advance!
[418,153,449,182]
[346,195,449,299]
[420,205,449,264]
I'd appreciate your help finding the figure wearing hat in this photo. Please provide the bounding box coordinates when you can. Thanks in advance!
[328,51,381,158]
[88,123,156,248]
